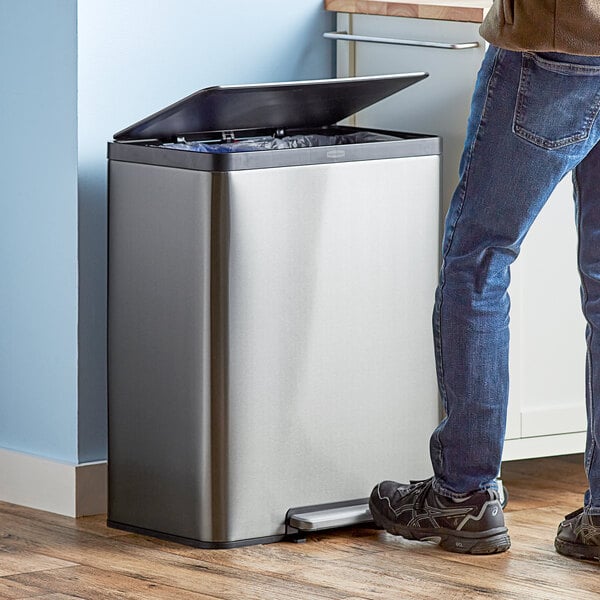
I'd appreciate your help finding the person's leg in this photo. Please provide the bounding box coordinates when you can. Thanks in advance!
[371,46,600,554]
[554,143,600,561]
[432,48,600,498]
[573,143,600,514]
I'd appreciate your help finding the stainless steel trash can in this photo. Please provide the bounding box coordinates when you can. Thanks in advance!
[107,74,441,548]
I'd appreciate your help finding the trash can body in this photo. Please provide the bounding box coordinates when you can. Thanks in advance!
[107,75,442,547]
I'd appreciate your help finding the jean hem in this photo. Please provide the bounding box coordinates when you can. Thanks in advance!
[432,477,498,500]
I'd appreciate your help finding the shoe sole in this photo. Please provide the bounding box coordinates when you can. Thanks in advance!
[555,538,600,561]
[370,501,511,555]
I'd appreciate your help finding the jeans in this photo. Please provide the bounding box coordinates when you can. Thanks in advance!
[431,45,600,514]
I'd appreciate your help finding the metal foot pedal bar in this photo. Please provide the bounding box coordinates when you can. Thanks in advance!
[285,498,372,541]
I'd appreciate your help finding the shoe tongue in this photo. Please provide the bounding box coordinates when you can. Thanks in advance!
[565,507,584,520]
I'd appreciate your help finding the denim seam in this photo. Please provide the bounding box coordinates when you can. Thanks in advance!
[437,47,502,379]
[527,52,600,75]
[574,168,597,484]
[433,47,502,499]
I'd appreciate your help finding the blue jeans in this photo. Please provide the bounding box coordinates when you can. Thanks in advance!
[431,45,600,514]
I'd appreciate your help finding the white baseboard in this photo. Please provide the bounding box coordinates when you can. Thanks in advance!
[502,432,586,462]
[0,447,107,517]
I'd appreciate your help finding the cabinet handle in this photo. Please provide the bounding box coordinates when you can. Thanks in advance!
[323,31,479,50]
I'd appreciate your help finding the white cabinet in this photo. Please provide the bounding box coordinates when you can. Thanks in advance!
[334,12,587,460]
[336,13,485,215]
[506,177,587,459]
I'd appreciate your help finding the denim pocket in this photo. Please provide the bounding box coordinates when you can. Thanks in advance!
[513,53,600,149]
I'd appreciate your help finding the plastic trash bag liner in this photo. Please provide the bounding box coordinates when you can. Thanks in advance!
[161,131,400,153]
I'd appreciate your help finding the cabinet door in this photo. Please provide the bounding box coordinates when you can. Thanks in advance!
[337,12,587,458]
[343,13,486,214]
[508,178,587,446]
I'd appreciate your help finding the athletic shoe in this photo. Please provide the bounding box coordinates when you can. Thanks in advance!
[555,507,600,561]
[369,477,510,554]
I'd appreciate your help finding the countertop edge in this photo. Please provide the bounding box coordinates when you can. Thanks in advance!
[324,1,489,24]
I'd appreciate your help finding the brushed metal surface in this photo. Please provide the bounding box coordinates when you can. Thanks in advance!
[108,163,218,541]
[108,154,440,543]
[221,157,439,541]
[289,504,372,531]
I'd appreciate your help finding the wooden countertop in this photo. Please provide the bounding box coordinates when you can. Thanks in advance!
[325,0,492,23]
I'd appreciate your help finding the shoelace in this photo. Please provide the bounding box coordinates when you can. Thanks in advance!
[405,477,435,511]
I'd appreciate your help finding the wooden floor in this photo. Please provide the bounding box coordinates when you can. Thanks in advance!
[0,455,599,599]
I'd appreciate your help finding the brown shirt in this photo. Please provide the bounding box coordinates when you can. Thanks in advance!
[480,0,600,56]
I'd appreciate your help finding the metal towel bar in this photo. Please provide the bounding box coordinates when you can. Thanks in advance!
[324,31,479,50]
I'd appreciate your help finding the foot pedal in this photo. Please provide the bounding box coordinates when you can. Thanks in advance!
[286,498,372,533]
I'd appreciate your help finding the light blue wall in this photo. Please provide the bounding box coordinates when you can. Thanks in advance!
[0,0,333,465]
[77,1,336,461]
[0,1,79,463]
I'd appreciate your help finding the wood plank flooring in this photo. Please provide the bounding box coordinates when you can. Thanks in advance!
[1,454,598,599]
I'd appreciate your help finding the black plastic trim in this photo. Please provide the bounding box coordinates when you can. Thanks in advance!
[113,73,428,142]
[108,126,441,172]
[107,520,287,549]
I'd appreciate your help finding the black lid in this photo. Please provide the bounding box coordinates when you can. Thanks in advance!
[113,73,428,142]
